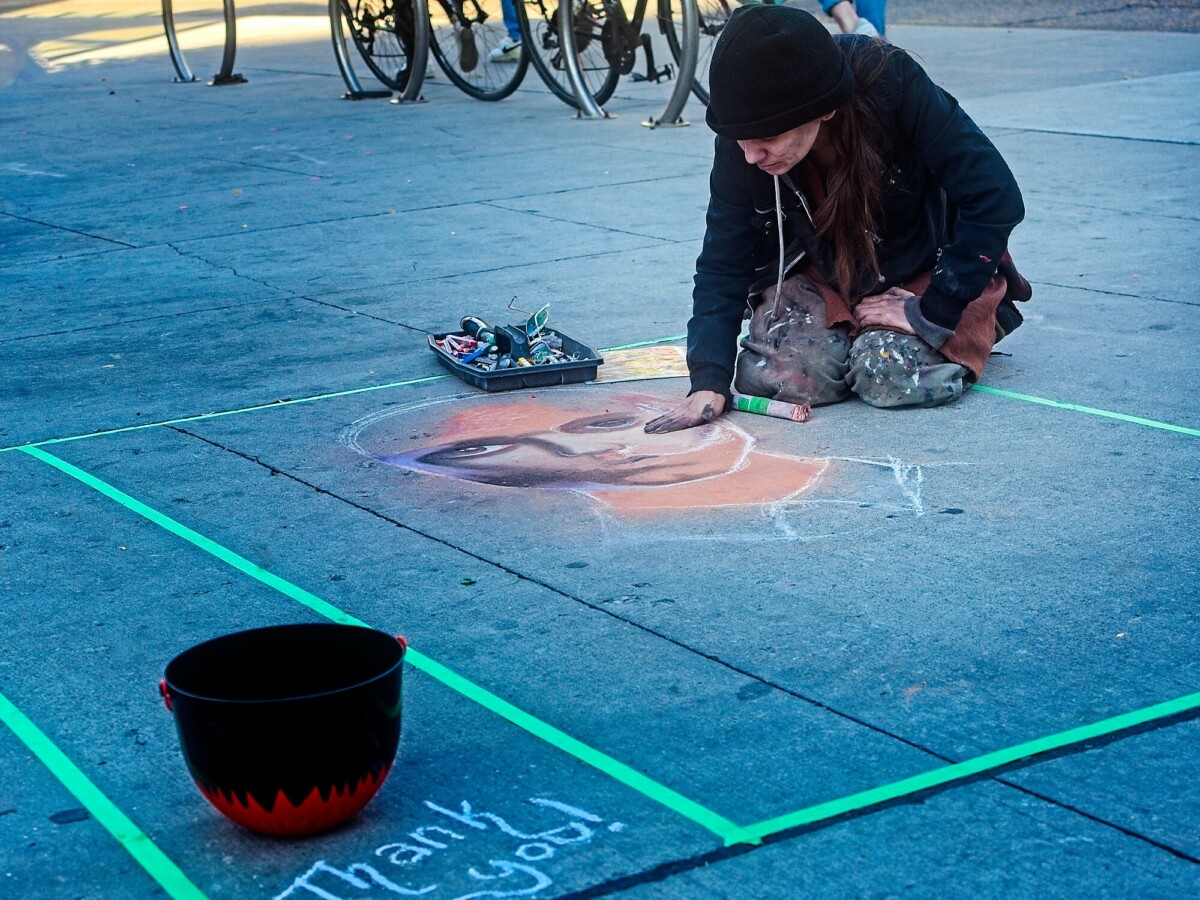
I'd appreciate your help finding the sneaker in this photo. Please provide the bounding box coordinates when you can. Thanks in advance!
[853,18,879,37]
[489,38,522,63]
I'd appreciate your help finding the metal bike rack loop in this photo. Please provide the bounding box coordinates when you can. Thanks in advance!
[328,0,429,102]
[161,0,246,85]
[559,0,700,125]
[559,1,608,118]
[161,0,197,82]
[644,0,697,127]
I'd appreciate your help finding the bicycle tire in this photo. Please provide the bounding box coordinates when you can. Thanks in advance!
[429,0,530,100]
[661,0,731,106]
[515,0,619,108]
[341,0,420,91]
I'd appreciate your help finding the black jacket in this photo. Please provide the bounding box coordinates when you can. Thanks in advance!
[688,36,1026,397]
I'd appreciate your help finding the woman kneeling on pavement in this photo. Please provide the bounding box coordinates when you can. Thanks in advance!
[645,6,1031,434]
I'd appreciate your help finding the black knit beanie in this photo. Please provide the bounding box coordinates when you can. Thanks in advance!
[706,6,855,140]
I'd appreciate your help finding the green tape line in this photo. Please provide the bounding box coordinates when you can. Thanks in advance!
[5,337,1191,455]
[405,648,741,840]
[0,338,686,455]
[0,374,452,454]
[600,335,687,351]
[971,385,1200,437]
[724,690,1200,846]
[20,446,741,842]
[21,450,1200,852]
[0,691,208,900]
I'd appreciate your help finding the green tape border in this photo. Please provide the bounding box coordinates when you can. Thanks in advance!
[2,341,1195,455]
[970,385,1200,438]
[17,445,1200,854]
[0,691,208,899]
[18,445,741,843]
[726,690,1200,846]
[0,337,689,456]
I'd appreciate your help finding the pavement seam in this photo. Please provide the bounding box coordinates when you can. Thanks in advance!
[998,126,1199,147]
[1028,196,1200,225]
[0,301,258,345]
[480,201,685,241]
[1033,280,1200,307]
[1,211,139,248]
[558,703,1200,897]
[295,242,699,297]
[164,426,1200,861]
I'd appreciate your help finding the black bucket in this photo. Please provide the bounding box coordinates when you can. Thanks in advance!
[161,623,406,837]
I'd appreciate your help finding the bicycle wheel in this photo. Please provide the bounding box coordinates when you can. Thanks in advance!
[515,0,619,108]
[661,0,730,106]
[341,0,420,91]
[429,0,530,100]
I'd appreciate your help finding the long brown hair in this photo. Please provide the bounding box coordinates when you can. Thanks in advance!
[813,40,900,299]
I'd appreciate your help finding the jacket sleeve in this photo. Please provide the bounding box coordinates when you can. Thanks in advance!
[891,50,1025,341]
[688,138,762,396]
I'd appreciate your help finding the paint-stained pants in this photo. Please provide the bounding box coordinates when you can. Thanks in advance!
[733,273,969,409]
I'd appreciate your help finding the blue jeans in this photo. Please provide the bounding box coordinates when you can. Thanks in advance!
[821,0,886,35]
[501,0,521,42]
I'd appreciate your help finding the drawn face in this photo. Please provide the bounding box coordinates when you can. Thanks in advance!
[379,398,740,489]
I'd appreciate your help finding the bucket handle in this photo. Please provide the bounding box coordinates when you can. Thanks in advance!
[159,679,173,713]
[396,635,407,655]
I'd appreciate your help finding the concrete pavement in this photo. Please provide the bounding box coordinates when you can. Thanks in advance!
[2,2,1198,897]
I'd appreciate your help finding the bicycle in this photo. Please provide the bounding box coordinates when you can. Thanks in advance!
[516,0,700,119]
[661,0,732,105]
[427,0,532,100]
[515,0,618,107]
[334,0,430,99]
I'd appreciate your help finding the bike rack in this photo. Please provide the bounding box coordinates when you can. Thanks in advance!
[328,0,430,101]
[161,0,246,85]
[559,0,700,126]
[559,2,608,119]
[643,0,697,128]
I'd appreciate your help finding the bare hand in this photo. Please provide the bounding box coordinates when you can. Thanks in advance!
[855,287,917,334]
[643,391,726,434]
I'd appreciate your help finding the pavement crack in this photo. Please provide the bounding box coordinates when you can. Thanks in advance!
[163,241,290,295]
[294,294,434,335]
[165,426,1200,865]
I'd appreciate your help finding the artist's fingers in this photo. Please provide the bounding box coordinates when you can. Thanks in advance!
[643,413,690,434]
[645,408,704,433]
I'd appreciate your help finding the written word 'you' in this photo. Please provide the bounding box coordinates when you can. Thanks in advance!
[276,797,628,900]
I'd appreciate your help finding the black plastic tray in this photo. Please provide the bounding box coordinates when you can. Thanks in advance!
[429,328,604,392]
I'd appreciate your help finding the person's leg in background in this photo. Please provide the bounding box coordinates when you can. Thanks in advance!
[820,0,885,36]
[854,0,886,35]
[491,0,523,61]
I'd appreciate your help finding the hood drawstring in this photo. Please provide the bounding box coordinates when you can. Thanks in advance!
[773,174,785,305]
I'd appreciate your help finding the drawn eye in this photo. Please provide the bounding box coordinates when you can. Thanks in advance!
[558,414,638,433]
[418,443,514,466]
[445,444,510,458]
